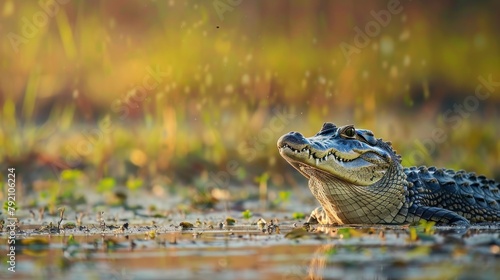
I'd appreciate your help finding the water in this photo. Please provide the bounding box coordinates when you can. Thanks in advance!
[2,208,499,280]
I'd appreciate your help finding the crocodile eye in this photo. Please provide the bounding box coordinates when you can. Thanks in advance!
[342,126,356,138]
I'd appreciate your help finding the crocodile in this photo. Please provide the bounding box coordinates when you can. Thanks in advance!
[277,122,500,226]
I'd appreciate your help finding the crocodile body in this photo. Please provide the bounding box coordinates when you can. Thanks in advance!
[277,123,500,226]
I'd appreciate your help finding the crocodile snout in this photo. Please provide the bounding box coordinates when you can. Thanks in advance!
[277,132,307,148]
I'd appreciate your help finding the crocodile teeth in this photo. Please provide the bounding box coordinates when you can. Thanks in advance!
[289,147,354,163]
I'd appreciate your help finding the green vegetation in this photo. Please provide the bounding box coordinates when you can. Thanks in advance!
[272,191,292,207]
[225,217,236,226]
[409,219,437,242]
[97,177,116,193]
[241,209,253,220]
[292,212,305,220]
[0,1,499,211]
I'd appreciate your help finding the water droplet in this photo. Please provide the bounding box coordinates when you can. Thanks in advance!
[380,36,394,55]
[205,74,213,86]
[241,74,250,85]
[390,66,398,78]
[403,55,411,67]
[225,84,234,94]
[362,71,369,79]
[399,29,410,41]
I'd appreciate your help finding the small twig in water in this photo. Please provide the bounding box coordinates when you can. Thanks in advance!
[57,207,65,231]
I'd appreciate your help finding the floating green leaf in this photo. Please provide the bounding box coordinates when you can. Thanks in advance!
[97,177,116,193]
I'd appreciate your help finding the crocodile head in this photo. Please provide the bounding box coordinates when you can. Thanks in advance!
[277,123,400,185]
[277,122,406,224]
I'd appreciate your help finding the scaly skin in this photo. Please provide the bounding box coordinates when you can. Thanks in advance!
[277,122,500,226]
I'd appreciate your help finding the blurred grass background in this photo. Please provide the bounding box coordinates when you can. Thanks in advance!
[0,0,499,208]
